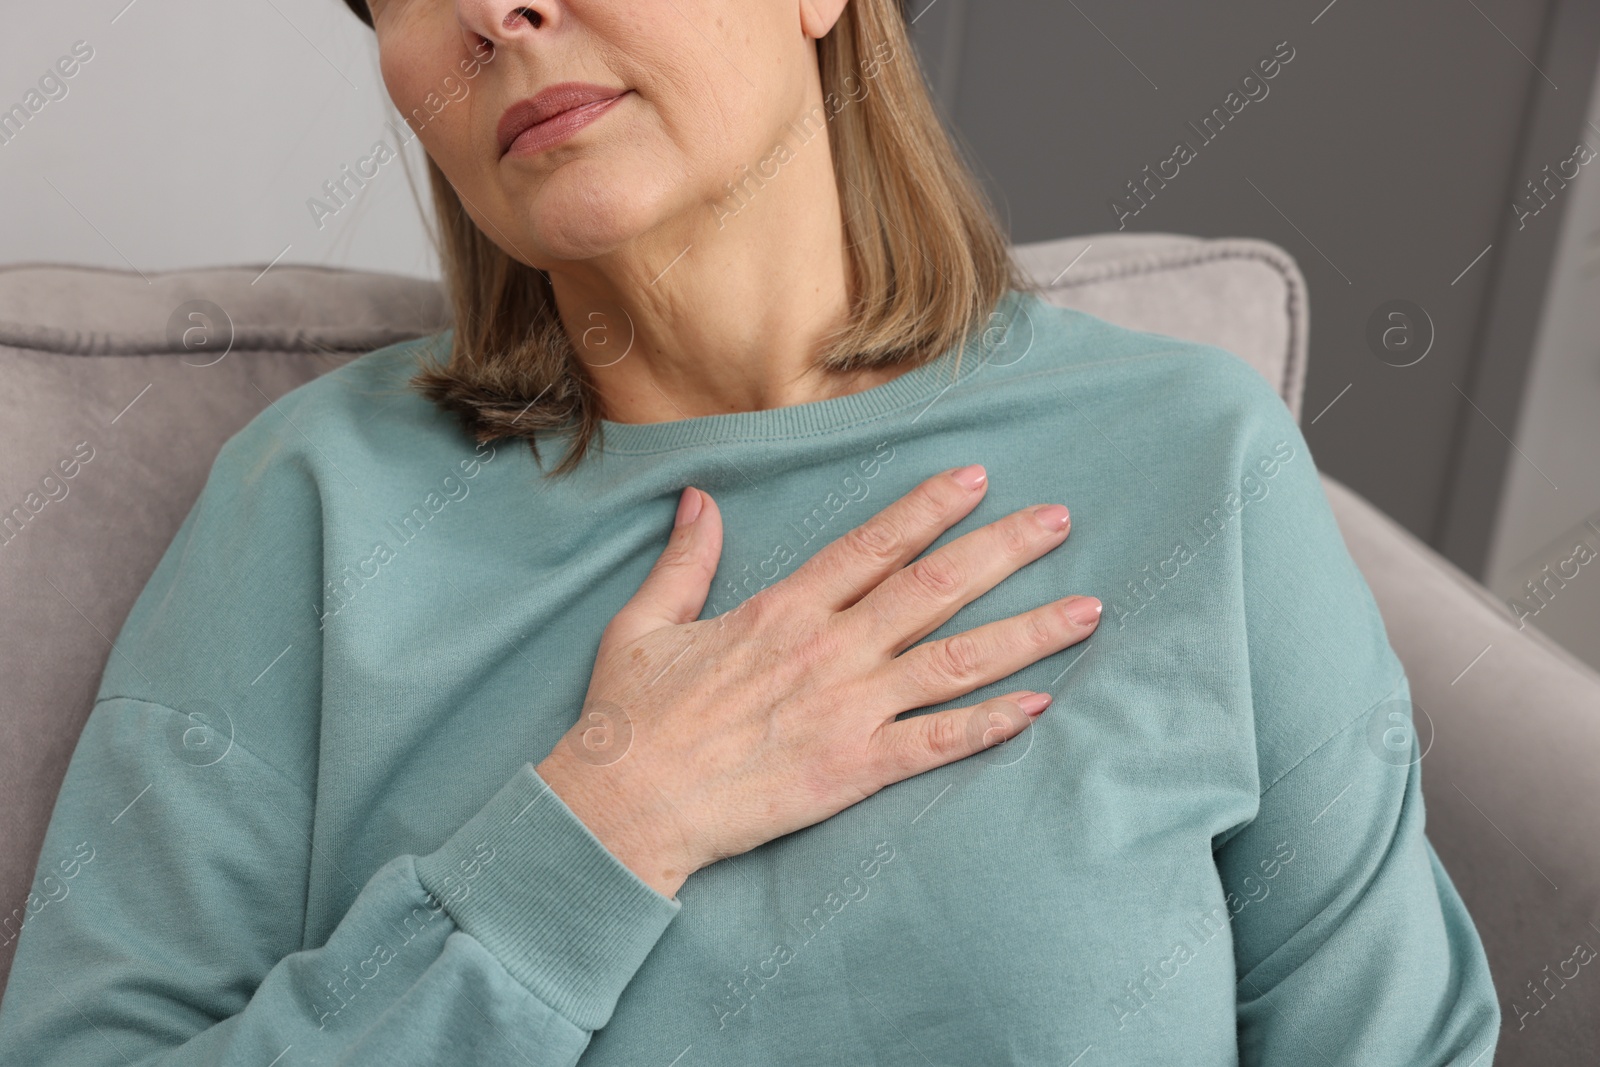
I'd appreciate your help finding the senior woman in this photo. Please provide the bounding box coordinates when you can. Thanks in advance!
[0,0,1499,1064]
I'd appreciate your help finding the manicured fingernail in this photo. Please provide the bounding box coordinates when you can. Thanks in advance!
[1033,504,1070,532]
[949,464,987,491]
[1017,692,1052,717]
[1065,596,1102,627]
[675,487,702,527]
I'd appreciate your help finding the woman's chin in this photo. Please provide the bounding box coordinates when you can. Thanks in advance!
[527,220,642,264]
[514,168,693,266]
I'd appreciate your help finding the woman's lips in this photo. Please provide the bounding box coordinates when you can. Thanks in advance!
[503,92,629,159]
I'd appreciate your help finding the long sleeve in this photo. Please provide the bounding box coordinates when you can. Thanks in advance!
[0,383,681,1064]
[1218,678,1500,1065]
[0,699,679,1065]
[1210,356,1501,1065]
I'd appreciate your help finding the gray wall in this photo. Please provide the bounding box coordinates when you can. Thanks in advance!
[908,0,1600,583]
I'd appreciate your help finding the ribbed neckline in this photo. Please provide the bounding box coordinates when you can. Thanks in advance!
[584,289,1031,454]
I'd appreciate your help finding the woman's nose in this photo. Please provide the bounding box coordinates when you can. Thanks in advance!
[454,1,557,46]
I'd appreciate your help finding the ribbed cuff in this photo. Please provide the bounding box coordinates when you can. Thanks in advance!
[414,762,681,1031]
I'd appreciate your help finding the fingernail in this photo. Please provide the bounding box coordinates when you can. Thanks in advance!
[675,487,703,527]
[1017,692,1052,717]
[1064,596,1102,627]
[949,464,987,491]
[1032,504,1070,532]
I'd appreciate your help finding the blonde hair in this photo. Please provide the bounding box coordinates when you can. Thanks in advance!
[396,0,1032,474]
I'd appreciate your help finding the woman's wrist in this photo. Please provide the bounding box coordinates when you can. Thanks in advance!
[533,751,694,901]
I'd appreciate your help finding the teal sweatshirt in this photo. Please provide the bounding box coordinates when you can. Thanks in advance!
[0,289,1499,1065]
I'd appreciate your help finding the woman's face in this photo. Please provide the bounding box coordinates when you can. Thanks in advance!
[369,0,847,267]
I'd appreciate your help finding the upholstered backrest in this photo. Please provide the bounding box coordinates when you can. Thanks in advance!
[1014,232,1308,421]
[0,235,1307,993]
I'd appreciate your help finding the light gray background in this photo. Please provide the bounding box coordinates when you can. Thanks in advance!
[0,1,438,278]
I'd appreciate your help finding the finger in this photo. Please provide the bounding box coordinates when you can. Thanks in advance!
[782,464,989,614]
[604,487,724,648]
[841,502,1072,656]
[866,691,1050,784]
[885,594,1102,708]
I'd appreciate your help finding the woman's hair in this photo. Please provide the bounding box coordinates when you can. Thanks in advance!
[342,0,1033,474]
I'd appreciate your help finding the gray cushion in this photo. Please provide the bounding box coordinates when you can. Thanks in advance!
[0,263,444,995]
[1323,475,1600,1062]
[1013,232,1308,420]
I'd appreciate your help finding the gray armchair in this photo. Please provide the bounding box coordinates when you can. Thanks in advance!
[2,235,1596,1063]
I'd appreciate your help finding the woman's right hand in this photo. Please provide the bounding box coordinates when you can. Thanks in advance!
[534,464,1101,900]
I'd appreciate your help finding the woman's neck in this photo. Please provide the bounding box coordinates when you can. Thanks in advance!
[541,118,905,425]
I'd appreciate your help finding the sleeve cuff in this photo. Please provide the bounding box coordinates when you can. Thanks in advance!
[414,762,682,1030]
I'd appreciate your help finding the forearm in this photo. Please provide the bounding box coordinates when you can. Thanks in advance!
[0,700,680,1065]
